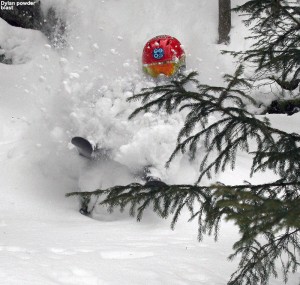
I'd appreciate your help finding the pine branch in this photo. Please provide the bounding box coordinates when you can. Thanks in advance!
[228,229,300,285]
[127,70,300,183]
[67,180,300,235]
[279,2,300,27]
[230,0,300,86]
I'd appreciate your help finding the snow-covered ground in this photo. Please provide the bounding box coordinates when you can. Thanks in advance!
[0,0,299,284]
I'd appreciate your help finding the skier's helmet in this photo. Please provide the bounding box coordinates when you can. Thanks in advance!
[142,35,185,78]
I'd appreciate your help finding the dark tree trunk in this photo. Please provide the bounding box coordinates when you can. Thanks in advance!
[0,0,43,30]
[0,1,66,48]
[218,0,231,44]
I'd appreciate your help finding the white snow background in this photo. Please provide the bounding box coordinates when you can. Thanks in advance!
[0,0,299,284]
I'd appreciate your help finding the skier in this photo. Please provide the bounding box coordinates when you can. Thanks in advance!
[142,35,185,78]
[72,35,185,215]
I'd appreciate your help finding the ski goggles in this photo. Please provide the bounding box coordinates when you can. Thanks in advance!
[143,57,185,78]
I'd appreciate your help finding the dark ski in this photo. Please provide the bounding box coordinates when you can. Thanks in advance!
[71,136,94,159]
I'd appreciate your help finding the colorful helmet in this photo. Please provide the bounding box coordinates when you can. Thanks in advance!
[142,35,185,78]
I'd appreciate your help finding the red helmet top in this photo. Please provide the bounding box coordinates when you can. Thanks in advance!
[142,35,185,66]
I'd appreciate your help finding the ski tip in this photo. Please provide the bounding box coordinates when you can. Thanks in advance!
[144,179,168,188]
[71,136,94,159]
[79,208,92,217]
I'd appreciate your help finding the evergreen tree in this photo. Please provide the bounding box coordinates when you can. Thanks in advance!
[67,1,300,284]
